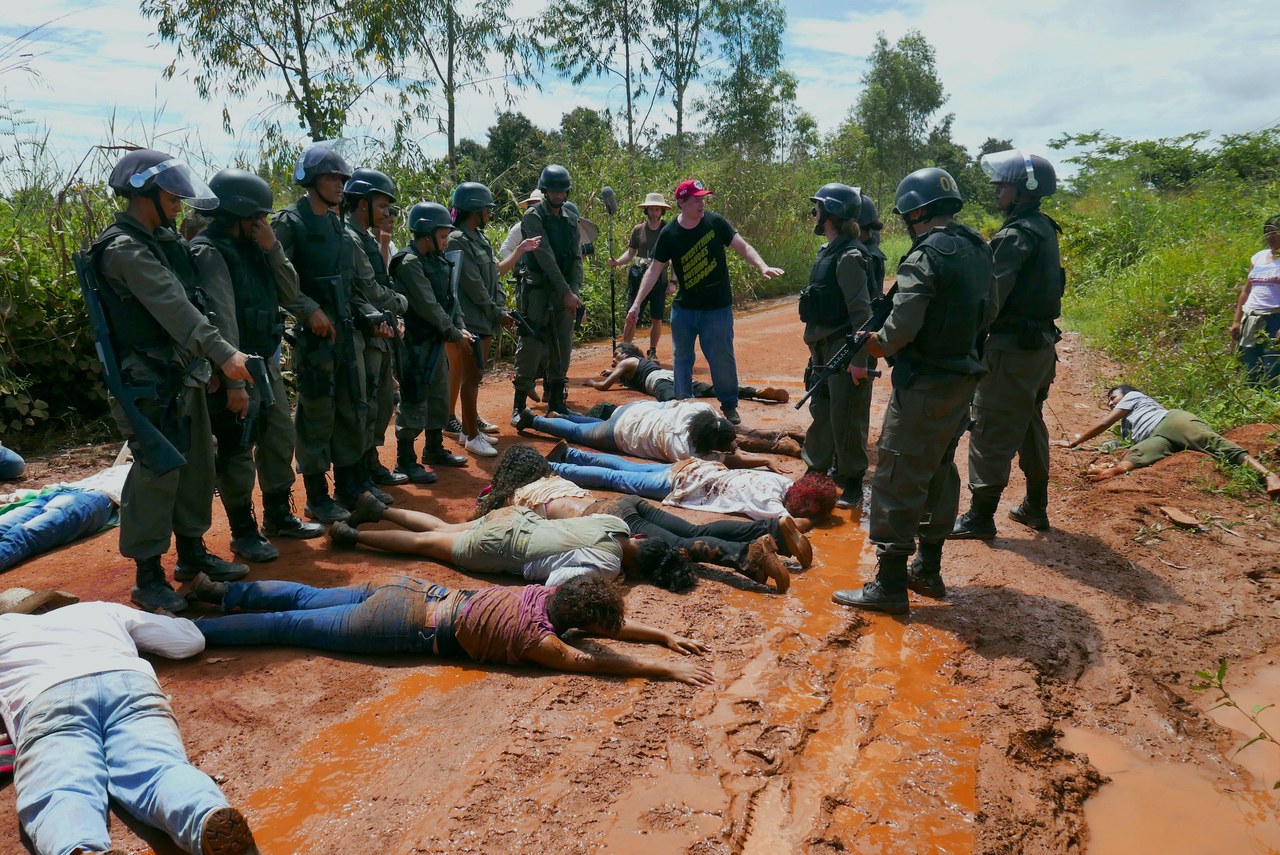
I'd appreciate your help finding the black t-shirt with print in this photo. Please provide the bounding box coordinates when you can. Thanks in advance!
[653,211,737,311]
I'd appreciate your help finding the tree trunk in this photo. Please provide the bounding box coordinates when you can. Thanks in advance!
[289,2,323,140]
[447,3,457,183]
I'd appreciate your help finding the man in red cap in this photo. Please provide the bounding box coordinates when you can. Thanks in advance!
[626,179,783,425]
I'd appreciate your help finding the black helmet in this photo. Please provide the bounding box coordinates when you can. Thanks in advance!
[857,192,882,230]
[452,181,495,212]
[979,149,1057,198]
[108,149,218,209]
[343,168,397,203]
[407,201,454,236]
[293,144,352,187]
[810,183,862,221]
[208,168,274,219]
[537,164,572,193]
[892,167,963,216]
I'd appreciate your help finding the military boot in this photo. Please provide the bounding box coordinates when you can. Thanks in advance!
[1009,480,1051,531]
[354,454,395,505]
[131,555,188,613]
[303,473,351,524]
[907,540,946,599]
[949,494,999,540]
[835,478,864,510]
[174,535,250,583]
[422,429,467,467]
[226,504,279,563]
[511,391,528,426]
[368,447,409,487]
[262,490,324,539]
[545,382,578,417]
[395,431,438,484]
[832,554,909,614]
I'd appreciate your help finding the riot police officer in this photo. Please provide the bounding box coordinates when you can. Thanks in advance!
[858,191,888,300]
[391,202,471,481]
[90,149,253,612]
[799,183,873,509]
[951,151,1064,538]
[343,167,410,501]
[192,169,324,563]
[513,164,583,419]
[833,168,994,614]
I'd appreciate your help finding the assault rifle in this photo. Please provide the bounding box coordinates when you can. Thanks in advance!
[794,284,898,411]
[74,250,187,476]
[238,355,275,447]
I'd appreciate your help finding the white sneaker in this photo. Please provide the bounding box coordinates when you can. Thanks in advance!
[464,434,498,457]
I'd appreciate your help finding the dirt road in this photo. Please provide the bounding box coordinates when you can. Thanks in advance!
[2,298,1279,853]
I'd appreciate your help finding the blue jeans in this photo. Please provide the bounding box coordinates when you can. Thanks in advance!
[670,304,738,407]
[530,402,642,452]
[550,448,673,500]
[14,669,229,855]
[0,489,114,573]
[0,444,25,480]
[198,577,445,654]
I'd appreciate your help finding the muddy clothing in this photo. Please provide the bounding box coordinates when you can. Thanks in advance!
[665,457,792,521]
[191,233,299,508]
[870,222,991,561]
[967,205,1063,502]
[392,245,460,435]
[350,225,407,451]
[449,225,506,338]
[624,357,768,403]
[91,212,238,560]
[516,201,582,395]
[800,236,874,486]
[1114,394,1248,469]
[450,507,628,585]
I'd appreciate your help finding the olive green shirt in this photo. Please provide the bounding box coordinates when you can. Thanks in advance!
[520,202,583,298]
[448,225,506,336]
[394,244,465,343]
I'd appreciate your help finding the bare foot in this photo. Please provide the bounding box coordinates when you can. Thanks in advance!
[1266,473,1280,499]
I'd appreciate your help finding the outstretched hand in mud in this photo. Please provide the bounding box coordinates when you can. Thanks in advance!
[666,659,715,687]
[665,633,708,656]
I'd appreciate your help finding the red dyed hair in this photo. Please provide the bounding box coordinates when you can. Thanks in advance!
[782,472,839,519]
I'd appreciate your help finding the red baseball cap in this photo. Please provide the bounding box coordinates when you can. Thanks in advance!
[674,179,712,202]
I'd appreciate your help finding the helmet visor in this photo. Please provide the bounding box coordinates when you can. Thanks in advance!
[293,139,353,182]
[980,149,1039,191]
[129,159,219,210]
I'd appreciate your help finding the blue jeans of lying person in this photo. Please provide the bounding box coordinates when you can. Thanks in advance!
[0,489,114,573]
[529,402,643,453]
[14,669,230,855]
[197,577,450,654]
[549,447,673,500]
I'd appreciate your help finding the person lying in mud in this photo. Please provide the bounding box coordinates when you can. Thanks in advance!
[585,342,790,405]
[185,574,714,686]
[1055,385,1280,496]
[327,497,697,591]
[516,399,801,462]
[476,445,811,593]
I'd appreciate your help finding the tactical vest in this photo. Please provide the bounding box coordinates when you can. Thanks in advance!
[278,199,355,320]
[798,236,865,328]
[896,223,992,378]
[353,225,393,289]
[526,203,577,284]
[989,207,1064,336]
[191,232,283,357]
[390,248,454,345]
[864,238,887,300]
[452,226,502,332]
[89,217,204,358]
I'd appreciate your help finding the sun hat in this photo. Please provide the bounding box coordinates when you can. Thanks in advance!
[636,192,671,210]
[0,588,79,615]
[518,188,544,211]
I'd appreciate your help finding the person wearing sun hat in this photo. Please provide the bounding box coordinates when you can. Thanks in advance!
[611,191,673,360]
[626,179,784,426]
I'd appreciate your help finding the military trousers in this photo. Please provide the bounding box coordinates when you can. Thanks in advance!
[513,286,573,394]
[801,332,872,484]
[213,356,297,510]
[967,341,1057,499]
[293,328,367,475]
[396,343,449,435]
[870,373,980,558]
[364,341,396,450]
[113,378,215,560]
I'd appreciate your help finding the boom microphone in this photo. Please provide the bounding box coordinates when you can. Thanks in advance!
[600,186,619,216]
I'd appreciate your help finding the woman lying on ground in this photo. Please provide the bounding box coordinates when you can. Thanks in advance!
[1056,384,1280,496]
[328,498,697,591]
[186,573,714,685]
[586,342,791,405]
[477,446,809,593]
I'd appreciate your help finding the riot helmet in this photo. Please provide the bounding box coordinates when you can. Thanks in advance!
[537,164,572,193]
[893,167,963,228]
[810,183,862,235]
[857,192,882,231]
[343,168,397,203]
[208,169,274,219]
[108,149,218,210]
[407,201,454,242]
[452,181,496,213]
[979,149,1057,198]
[293,143,353,187]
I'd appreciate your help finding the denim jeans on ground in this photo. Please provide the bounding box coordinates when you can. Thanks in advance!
[0,489,114,572]
[670,304,738,407]
[550,447,673,499]
[14,669,229,855]
[0,445,25,480]
[530,402,643,451]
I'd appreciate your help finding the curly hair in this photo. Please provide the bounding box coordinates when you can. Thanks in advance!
[616,341,645,360]
[585,402,618,420]
[475,444,551,518]
[687,409,736,456]
[630,538,697,592]
[547,576,625,633]
[782,471,839,519]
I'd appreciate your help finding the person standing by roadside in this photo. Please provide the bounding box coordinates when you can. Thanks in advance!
[832,168,993,614]
[192,169,324,563]
[1231,214,1280,385]
[626,179,784,426]
[951,150,1064,539]
[611,192,672,360]
[90,150,253,612]
[799,183,873,510]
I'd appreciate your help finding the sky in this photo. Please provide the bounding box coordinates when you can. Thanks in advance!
[2,0,1277,183]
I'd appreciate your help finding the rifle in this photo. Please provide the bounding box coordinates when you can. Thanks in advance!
[237,354,275,447]
[74,251,187,476]
[794,283,898,411]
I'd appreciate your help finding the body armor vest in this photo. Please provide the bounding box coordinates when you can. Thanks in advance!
[897,223,992,377]
[278,199,354,320]
[390,248,454,345]
[353,225,393,289]
[798,235,865,328]
[191,232,283,357]
[865,241,887,300]
[989,207,1064,335]
[526,203,577,285]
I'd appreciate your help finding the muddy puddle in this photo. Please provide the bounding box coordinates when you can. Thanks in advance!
[1203,664,1280,794]
[1062,726,1280,854]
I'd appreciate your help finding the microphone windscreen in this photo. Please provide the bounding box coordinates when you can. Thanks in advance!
[600,186,618,215]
